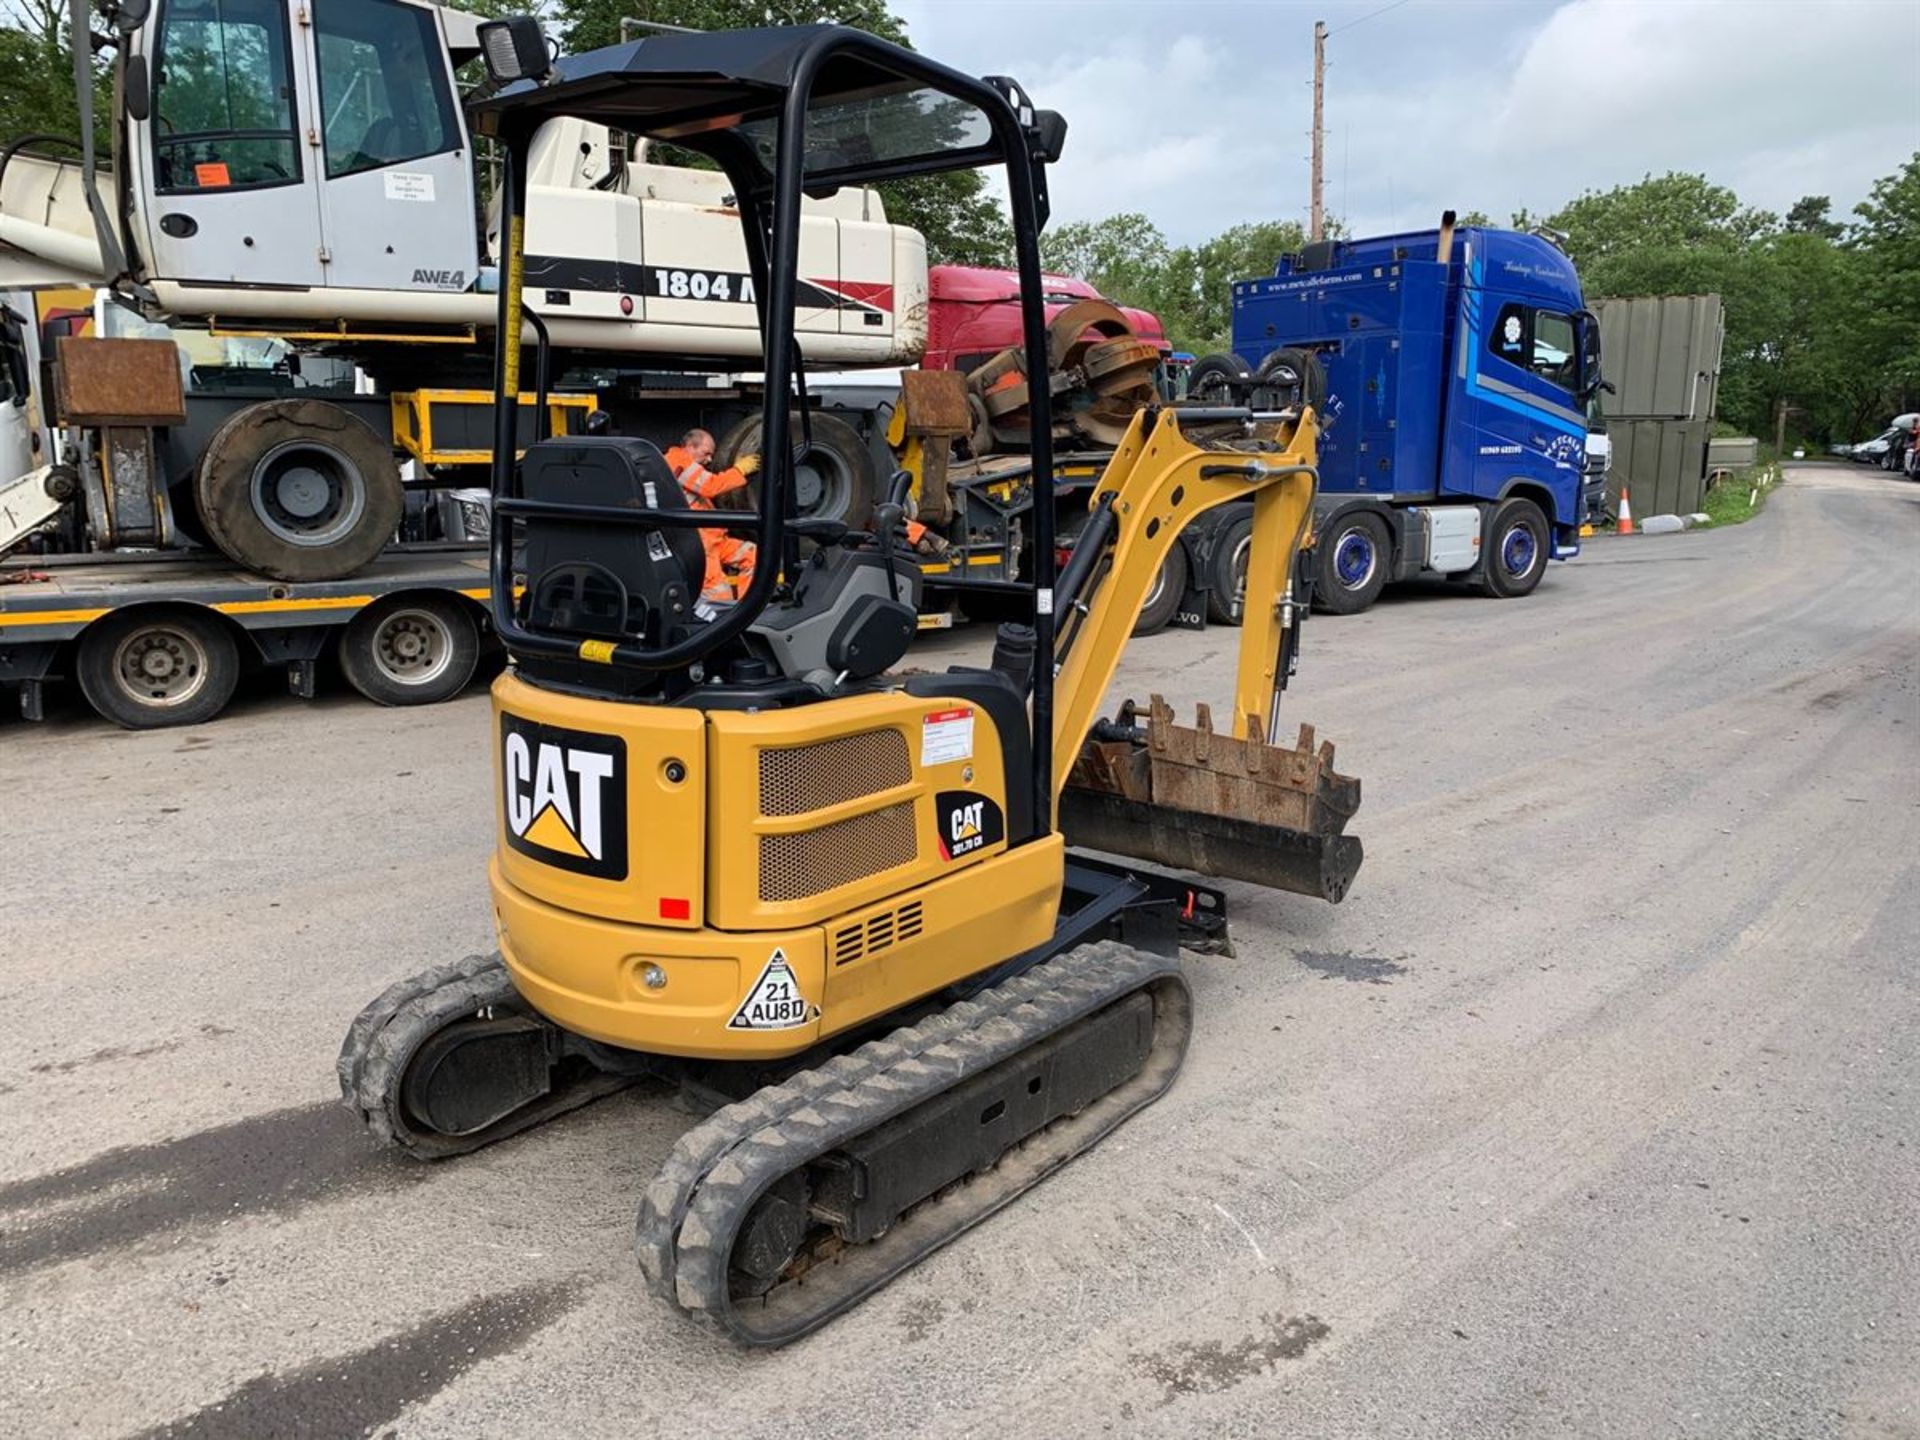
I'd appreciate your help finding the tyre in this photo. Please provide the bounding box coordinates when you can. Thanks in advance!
[196,399,404,582]
[1481,496,1549,599]
[1254,346,1329,412]
[1185,352,1253,406]
[1312,511,1391,615]
[76,607,240,729]
[338,595,480,707]
[716,411,877,530]
[1132,541,1189,636]
[1205,511,1254,625]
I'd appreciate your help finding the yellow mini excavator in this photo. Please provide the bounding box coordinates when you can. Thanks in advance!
[340,20,1362,1346]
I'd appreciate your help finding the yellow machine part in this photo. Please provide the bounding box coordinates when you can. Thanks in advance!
[489,673,1061,1059]
[490,402,1321,1063]
[392,388,599,467]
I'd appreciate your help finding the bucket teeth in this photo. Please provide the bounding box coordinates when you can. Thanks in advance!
[1061,694,1363,902]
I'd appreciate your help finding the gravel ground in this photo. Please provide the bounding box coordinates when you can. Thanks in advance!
[0,461,1914,1438]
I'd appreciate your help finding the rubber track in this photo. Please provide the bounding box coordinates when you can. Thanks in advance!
[337,951,632,1158]
[634,940,1191,1346]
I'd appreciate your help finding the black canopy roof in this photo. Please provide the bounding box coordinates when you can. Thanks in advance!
[470,25,985,141]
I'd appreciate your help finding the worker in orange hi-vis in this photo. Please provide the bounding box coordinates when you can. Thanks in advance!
[663,428,760,605]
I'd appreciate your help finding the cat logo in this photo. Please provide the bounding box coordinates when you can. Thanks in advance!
[500,716,628,879]
[935,790,1003,861]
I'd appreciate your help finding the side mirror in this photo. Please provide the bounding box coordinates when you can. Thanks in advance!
[1031,109,1068,165]
[111,0,151,30]
[123,53,149,121]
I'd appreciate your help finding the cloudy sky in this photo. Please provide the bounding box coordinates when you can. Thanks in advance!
[892,0,1920,242]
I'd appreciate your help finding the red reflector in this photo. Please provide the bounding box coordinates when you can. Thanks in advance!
[620,294,634,316]
[659,897,690,920]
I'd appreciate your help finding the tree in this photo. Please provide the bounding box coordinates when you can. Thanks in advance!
[1851,155,1920,410]
[1040,214,1319,353]
[1545,172,1776,269]
[0,0,110,153]
[1785,195,1845,241]
[547,0,1011,265]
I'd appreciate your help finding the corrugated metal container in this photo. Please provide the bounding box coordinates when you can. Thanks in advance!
[1707,436,1759,471]
[1609,419,1711,516]
[1595,295,1725,420]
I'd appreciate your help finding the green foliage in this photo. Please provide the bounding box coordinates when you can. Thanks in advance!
[547,0,1010,265]
[1546,171,1776,264]
[1785,195,1845,241]
[1040,213,1311,352]
[0,0,110,153]
[1548,165,1919,444]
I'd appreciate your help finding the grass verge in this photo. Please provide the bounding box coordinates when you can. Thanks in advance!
[1698,460,1782,528]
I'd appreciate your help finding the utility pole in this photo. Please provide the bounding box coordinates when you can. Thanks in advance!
[1310,19,1327,242]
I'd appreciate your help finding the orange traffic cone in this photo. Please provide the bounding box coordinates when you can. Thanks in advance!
[1617,483,1635,536]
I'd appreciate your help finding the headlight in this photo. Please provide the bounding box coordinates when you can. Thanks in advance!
[478,17,551,86]
[457,497,492,540]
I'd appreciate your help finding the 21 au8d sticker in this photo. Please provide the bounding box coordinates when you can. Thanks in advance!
[728,948,817,1031]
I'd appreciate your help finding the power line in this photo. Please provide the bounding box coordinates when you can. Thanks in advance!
[1328,0,1414,37]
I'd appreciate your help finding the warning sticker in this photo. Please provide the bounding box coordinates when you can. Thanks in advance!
[920,707,974,767]
[727,948,815,1031]
[193,162,231,188]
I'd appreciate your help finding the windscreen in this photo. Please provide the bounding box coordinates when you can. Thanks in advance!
[738,80,995,183]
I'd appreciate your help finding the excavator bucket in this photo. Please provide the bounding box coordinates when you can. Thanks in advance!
[1060,695,1363,903]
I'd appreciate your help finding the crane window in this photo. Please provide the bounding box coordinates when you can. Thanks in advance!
[315,0,459,180]
[152,0,301,191]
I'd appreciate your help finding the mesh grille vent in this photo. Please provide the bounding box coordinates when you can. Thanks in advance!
[759,729,911,817]
[760,801,917,903]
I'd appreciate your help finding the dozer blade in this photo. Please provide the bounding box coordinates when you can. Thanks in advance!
[1060,695,1363,904]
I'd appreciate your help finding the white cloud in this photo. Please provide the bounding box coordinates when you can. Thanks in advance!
[899,0,1920,242]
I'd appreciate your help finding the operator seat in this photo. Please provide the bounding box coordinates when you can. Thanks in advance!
[514,436,707,689]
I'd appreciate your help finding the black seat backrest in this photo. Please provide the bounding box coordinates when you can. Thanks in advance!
[518,436,707,645]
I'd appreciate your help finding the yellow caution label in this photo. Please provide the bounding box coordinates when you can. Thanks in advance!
[578,639,617,664]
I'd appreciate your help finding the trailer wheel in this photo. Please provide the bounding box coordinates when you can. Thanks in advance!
[1481,496,1548,599]
[1206,512,1254,625]
[196,399,403,582]
[1186,352,1253,406]
[338,595,479,707]
[1133,542,1189,636]
[1313,512,1390,615]
[77,607,239,729]
[716,411,876,530]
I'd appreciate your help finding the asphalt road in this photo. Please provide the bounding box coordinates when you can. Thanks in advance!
[2,462,1916,1438]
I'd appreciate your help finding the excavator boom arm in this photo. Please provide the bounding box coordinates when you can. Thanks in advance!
[1049,404,1319,806]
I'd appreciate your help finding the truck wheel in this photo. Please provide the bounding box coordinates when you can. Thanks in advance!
[1481,496,1549,599]
[1133,542,1189,636]
[196,399,403,582]
[717,411,875,530]
[338,595,479,707]
[1186,353,1253,405]
[1313,512,1390,615]
[77,607,239,729]
[1206,512,1254,625]
[1254,346,1329,412]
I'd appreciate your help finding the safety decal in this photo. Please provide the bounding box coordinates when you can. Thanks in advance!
[728,948,816,1031]
[920,707,974,766]
[935,791,1004,861]
[500,715,628,880]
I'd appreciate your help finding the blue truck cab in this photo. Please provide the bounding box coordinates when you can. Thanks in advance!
[1227,222,1602,613]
